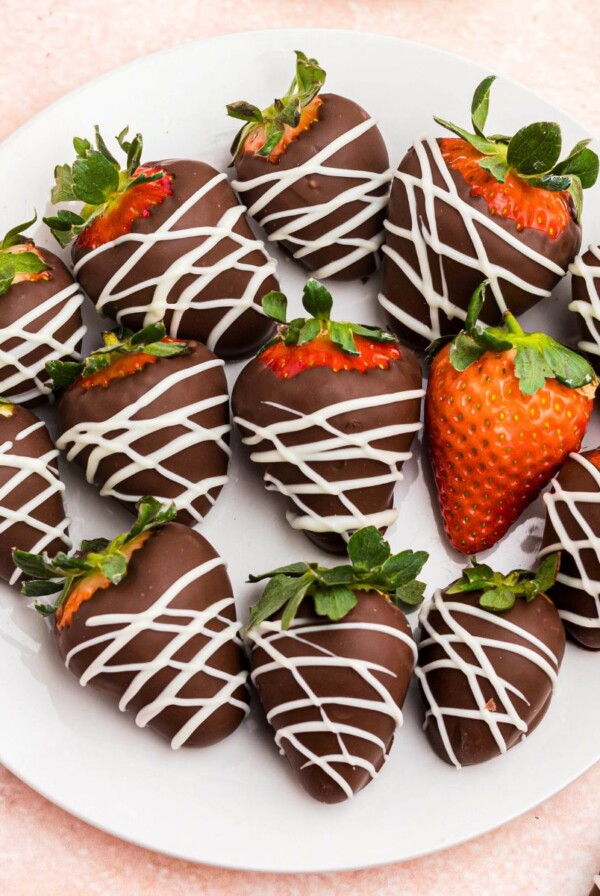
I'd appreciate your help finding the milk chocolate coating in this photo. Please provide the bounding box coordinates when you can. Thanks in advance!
[232,346,422,553]
[0,246,84,406]
[381,139,582,351]
[72,160,277,360]
[0,405,68,584]
[55,523,248,747]
[57,341,229,526]
[571,248,600,371]
[541,449,600,649]
[250,591,415,802]
[234,94,390,281]
[417,590,565,766]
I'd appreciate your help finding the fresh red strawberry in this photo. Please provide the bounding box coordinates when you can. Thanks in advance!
[232,279,424,553]
[227,51,391,281]
[43,128,278,360]
[14,498,249,748]
[246,526,428,802]
[46,322,231,526]
[380,76,599,350]
[426,282,597,554]
[416,555,565,767]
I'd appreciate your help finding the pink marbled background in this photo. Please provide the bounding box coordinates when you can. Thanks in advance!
[1,1,600,894]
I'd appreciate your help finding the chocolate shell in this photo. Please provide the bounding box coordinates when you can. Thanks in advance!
[232,94,391,281]
[540,449,600,649]
[56,340,230,525]
[0,246,85,405]
[570,247,600,371]
[0,404,69,585]
[55,523,249,747]
[379,137,582,351]
[248,590,416,802]
[416,589,565,766]
[232,347,424,553]
[71,160,278,360]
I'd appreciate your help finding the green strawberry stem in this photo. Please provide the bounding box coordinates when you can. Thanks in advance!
[448,281,597,396]
[226,50,326,160]
[246,526,429,630]
[0,214,49,297]
[13,497,176,617]
[435,76,599,220]
[447,553,560,613]
[45,321,189,390]
[261,279,398,357]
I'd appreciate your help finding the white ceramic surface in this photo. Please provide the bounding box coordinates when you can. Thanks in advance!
[0,29,598,874]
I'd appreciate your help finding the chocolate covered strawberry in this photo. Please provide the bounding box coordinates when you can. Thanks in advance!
[233,279,424,553]
[14,498,249,747]
[247,526,428,802]
[44,128,277,359]
[48,323,230,525]
[0,216,85,405]
[0,400,70,585]
[380,76,599,350]
[228,51,391,280]
[570,246,600,371]
[416,555,565,767]
[426,282,596,554]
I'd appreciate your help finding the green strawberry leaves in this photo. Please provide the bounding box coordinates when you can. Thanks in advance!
[0,214,50,297]
[447,553,560,613]
[247,526,429,630]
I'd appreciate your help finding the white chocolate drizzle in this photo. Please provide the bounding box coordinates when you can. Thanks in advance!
[235,387,424,537]
[415,591,561,768]
[540,452,600,630]
[73,171,277,353]
[569,246,600,358]
[0,282,85,404]
[232,117,392,280]
[65,556,249,748]
[248,615,416,799]
[0,418,70,585]
[57,356,231,523]
[379,136,565,342]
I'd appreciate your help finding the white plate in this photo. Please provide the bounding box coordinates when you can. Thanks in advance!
[1,28,599,874]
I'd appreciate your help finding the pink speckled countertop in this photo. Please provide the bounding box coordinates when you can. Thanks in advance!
[1,2,600,894]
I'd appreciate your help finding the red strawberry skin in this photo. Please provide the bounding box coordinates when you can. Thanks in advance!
[426,343,594,553]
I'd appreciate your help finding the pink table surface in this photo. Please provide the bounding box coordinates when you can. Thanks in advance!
[2,2,600,894]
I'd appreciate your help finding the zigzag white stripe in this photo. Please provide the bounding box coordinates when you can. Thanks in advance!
[569,245,600,358]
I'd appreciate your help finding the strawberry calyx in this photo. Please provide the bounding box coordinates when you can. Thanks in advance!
[446,554,560,613]
[434,76,599,222]
[227,50,326,161]
[43,127,172,249]
[246,526,428,631]
[13,497,177,624]
[445,281,597,396]
[0,214,50,296]
[259,279,400,378]
[45,322,189,391]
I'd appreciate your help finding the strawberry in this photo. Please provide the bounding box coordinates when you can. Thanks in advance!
[246,526,428,801]
[0,216,85,405]
[227,51,391,281]
[426,282,597,554]
[570,245,600,371]
[232,279,424,553]
[43,128,278,360]
[416,555,565,767]
[379,76,599,350]
[46,322,231,526]
[14,498,249,748]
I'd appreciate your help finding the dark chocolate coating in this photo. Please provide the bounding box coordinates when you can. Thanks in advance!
[0,405,69,584]
[417,590,565,766]
[57,341,230,526]
[55,523,248,747]
[0,245,84,406]
[234,94,390,281]
[250,591,415,802]
[571,248,600,372]
[232,346,422,553]
[381,139,582,351]
[72,160,277,360]
[541,449,600,649]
